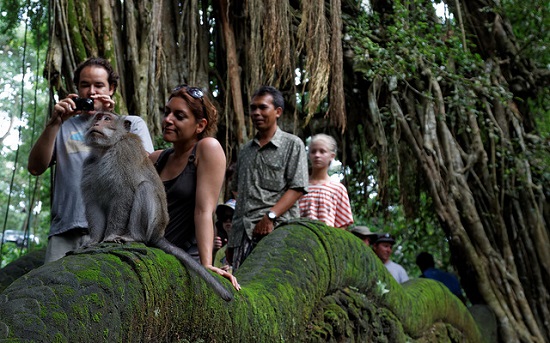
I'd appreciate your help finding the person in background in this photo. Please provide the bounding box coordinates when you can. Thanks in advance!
[150,84,239,290]
[372,233,409,284]
[350,225,378,246]
[214,199,236,270]
[28,57,154,263]
[299,134,354,229]
[416,251,466,303]
[227,86,309,271]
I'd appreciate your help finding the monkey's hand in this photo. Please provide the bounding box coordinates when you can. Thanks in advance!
[78,234,96,249]
[103,235,136,244]
[207,265,241,291]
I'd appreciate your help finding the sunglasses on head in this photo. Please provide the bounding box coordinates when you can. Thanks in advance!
[172,84,206,118]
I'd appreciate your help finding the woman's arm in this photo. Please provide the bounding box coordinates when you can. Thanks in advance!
[195,138,240,290]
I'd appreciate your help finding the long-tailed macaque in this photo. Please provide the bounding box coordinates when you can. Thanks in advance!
[80,111,233,301]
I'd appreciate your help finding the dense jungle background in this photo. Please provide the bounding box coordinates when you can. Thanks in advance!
[0,0,548,342]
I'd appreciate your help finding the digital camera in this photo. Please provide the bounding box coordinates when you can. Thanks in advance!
[73,98,94,111]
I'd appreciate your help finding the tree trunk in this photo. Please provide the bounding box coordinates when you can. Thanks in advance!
[46,0,214,136]
[214,0,247,145]
[448,1,549,341]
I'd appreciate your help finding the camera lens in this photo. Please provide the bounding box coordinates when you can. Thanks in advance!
[74,98,94,111]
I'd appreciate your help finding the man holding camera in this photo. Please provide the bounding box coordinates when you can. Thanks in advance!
[28,57,154,263]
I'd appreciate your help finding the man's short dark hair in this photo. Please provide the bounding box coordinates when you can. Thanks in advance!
[416,251,435,271]
[252,86,284,111]
[73,57,119,92]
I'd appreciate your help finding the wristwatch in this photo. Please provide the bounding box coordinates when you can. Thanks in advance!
[267,211,277,221]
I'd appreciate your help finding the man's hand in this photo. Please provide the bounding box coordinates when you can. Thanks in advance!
[252,215,275,238]
[52,94,115,125]
[51,94,81,124]
[214,236,223,250]
[92,94,115,111]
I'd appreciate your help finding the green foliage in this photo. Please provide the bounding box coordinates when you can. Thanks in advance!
[348,185,450,278]
[349,2,488,85]
[0,0,24,35]
[344,125,450,276]
[344,2,495,279]
[501,0,549,68]
[0,19,50,266]
[0,243,25,267]
[530,88,550,137]
[501,0,550,138]
[345,2,549,298]
[0,0,49,50]
[153,134,172,151]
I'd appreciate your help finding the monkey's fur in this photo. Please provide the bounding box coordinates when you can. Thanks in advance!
[80,112,232,301]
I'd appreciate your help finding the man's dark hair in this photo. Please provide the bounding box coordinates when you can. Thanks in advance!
[252,86,284,111]
[416,251,435,272]
[73,57,119,92]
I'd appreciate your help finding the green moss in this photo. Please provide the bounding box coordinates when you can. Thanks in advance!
[52,332,67,343]
[51,311,68,326]
[92,312,101,323]
[71,303,88,320]
[85,293,104,307]
[0,220,482,342]
[65,0,87,61]
[61,287,76,298]
[75,269,101,282]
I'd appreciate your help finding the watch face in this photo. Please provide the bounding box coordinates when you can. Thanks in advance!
[268,211,276,220]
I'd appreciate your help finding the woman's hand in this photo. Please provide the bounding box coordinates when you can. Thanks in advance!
[207,265,241,291]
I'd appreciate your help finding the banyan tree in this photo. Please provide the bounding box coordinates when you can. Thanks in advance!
[2,0,547,342]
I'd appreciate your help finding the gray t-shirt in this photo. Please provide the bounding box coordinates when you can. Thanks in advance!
[229,127,308,246]
[385,260,409,284]
[49,114,154,237]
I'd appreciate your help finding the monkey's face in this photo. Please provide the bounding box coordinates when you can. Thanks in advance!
[85,112,121,147]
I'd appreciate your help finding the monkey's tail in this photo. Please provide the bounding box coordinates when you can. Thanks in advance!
[154,238,233,301]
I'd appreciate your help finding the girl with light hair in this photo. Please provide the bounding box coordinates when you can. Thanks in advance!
[299,134,354,228]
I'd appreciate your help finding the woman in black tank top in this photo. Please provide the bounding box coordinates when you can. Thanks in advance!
[149,85,240,291]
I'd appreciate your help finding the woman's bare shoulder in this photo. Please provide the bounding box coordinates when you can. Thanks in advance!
[148,149,164,163]
[197,137,223,153]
